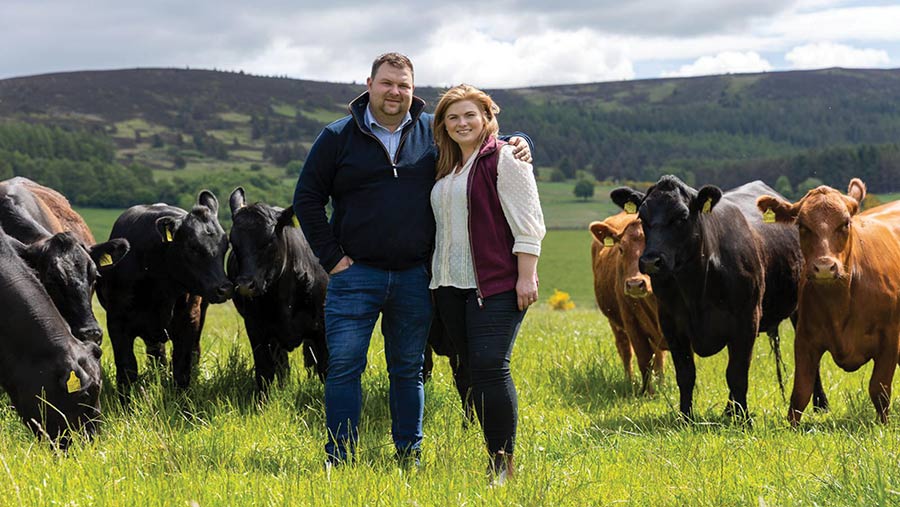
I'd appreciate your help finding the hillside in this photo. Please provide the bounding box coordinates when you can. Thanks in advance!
[2,66,900,202]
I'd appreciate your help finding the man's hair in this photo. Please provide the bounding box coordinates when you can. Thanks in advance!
[433,84,501,180]
[370,53,414,80]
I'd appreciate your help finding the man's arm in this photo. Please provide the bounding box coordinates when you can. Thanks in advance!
[292,129,346,273]
[502,131,534,164]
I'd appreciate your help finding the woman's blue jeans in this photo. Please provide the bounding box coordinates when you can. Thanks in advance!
[323,262,432,462]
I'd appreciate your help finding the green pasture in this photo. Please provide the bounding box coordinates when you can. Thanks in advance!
[0,203,894,505]
[2,302,899,505]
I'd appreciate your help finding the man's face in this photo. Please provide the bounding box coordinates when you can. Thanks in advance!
[366,63,413,125]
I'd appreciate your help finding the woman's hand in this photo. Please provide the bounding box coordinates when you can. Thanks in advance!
[516,272,539,311]
[516,252,540,311]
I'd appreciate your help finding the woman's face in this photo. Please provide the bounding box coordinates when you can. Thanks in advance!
[443,100,485,152]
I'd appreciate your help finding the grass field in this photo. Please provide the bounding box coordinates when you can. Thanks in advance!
[2,302,899,506]
[6,193,891,505]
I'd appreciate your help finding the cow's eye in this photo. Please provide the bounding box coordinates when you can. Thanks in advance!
[798,223,810,235]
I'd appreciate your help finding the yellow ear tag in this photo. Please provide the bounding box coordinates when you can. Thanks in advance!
[66,371,81,393]
[763,208,776,224]
[165,228,174,242]
[99,253,113,267]
[603,236,615,247]
[292,215,300,228]
[702,198,712,214]
[624,202,637,214]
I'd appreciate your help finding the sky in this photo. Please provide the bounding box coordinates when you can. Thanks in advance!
[2,0,898,88]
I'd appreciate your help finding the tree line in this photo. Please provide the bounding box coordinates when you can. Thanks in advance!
[0,123,294,210]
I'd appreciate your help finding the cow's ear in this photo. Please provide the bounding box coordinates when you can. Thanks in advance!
[276,206,298,234]
[229,187,246,216]
[610,187,644,214]
[691,186,723,215]
[197,190,219,216]
[847,178,866,204]
[90,238,130,270]
[590,220,622,248]
[156,216,181,243]
[756,195,799,223]
[6,235,35,261]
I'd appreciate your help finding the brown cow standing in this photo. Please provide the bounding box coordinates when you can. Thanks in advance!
[758,178,900,425]
[590,210,667,394]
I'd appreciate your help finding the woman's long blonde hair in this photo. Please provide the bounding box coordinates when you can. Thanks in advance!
[433,84,500,180]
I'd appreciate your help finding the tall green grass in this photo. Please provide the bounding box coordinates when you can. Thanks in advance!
[2,305,899,506]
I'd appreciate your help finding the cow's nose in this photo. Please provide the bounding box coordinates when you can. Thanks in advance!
[217,282,234,300]
[76,327,103,344]
[625,278,647,293]
[236,280,256,297]
[640,255,661,275]
[812,257,839,279]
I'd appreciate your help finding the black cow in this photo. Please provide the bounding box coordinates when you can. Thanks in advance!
[0,181,129,343]
[0,226,102,446]
[227,188,328,391]
[612,176,827,419]
[97,191,233,394]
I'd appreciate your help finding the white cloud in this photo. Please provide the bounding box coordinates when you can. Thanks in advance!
[416,27,635,88]
[785,42,891,69]
[662,51,773,78]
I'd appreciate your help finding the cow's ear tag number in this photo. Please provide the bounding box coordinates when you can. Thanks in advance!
[164,227,174,243]
[624,202,637,214]
[99,253,113,267]
[763,208,776,224]
[702,198,712,214]
[603,237,615,247]
[67,371,81,393]
[292,215,300,228]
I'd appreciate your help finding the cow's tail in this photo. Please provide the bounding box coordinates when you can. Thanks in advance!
[768,327,786,402]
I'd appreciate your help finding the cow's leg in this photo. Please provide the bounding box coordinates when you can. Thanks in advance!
[449,352,475,423]
[666,335,696,420]
[272,342,290,383]
[170,295,206,389]
[789,332,822,427]
[249,339,277,394]
[724,334,755,422]
[422,344,435,383]
[610,325,634,383]
[108,319,139,403]
[792,312,828,412]
[869,339,899,424]
[631,334,656,395]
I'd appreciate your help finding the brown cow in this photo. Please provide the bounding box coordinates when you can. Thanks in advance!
[758,178,900,425]
[590,209,667,394]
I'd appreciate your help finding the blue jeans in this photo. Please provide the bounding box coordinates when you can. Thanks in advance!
[323,262,432,461]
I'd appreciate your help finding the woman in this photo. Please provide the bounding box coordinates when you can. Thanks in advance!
[430,84,545,485]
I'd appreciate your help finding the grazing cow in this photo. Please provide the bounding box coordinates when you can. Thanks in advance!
[758,179,900,424]
[97,191,233,393]
[227,188,328,391]
[0,178,129,343]
[589,207,667,394]
[0,225,102,445]
[613,176,826,420]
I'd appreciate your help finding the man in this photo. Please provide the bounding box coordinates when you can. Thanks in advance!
[293,52,532,466]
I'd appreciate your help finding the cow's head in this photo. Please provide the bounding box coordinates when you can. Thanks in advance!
[156,190,233,303]
[591,216,652,298]
[10,229,129,344]
[614,176,722,278]
[757,178,864,283]
[12,338,103,448]
[227,187,296,298]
